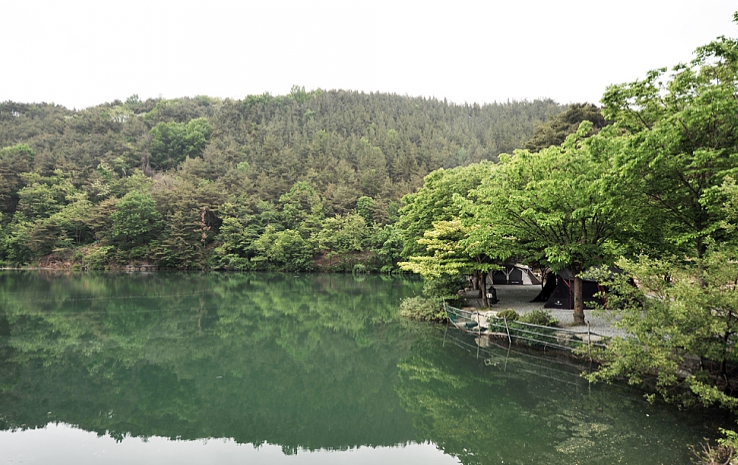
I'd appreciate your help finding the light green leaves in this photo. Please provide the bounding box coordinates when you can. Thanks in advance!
[149,117,212,171]
[471,122,624,273]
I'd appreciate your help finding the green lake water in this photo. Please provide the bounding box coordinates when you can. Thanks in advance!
[0,271,730,464]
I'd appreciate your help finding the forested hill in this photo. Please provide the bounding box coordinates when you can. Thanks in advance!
[0,89,564,270]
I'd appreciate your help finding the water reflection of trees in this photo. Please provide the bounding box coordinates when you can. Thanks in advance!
[396,330,727,465]
[0,272,424,449]
[0,271,726,463]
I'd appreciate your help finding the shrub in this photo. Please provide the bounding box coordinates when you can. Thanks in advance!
[399,296,445,322]
[422,274,465,302]
[82,245,113,270]
[519,309,559,327]
[496,309,519,321]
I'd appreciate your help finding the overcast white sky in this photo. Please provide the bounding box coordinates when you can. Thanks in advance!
[2,1,736,109]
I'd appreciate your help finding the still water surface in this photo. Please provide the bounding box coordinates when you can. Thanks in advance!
[0,271,729,464]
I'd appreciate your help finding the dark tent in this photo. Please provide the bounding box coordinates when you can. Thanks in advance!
[542,269,608,310]
[531,271,557,302]
[490,265,542,285]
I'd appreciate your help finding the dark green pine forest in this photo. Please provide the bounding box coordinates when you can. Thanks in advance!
[0,89,565,271]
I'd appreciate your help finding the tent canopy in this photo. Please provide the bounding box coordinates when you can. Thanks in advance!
[538,267,620,310]
[490,265,541,285]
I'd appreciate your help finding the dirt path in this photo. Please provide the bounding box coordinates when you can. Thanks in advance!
[464,285,626,338]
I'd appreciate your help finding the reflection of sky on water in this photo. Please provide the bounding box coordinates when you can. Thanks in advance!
[0,423,459,465]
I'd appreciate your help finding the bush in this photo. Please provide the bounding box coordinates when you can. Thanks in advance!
[399,296,445,322]
[422,274,465,302]
[496,309,519,321]
[519,309,559,327]
[81,245,113,270]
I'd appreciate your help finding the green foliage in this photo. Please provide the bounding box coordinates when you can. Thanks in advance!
[110,191,163,249]
[395,163,500,305]
[0,143,34,215]
[154,210,202,269]
[397,162,495,258]
[575,21,738,427]
[421,274,464,302]
[315,213,368,254]
[399,219,472,278]
[0,90,562,269]
[355,196,375,224]
[587,250,738,412]
[269,230,315,271]
[28,218,64,256]
[252,226,315,271]
[149,117,211,170]
[80,244,113,270]
[519,309,558,327]
[288,84,313,104]
[496,309,519,321]
[524,103,607,152]
[2,216,33,265]
[211,208,259,271]
[279,181,325,231]
[398,296,444,322]
[15,171,77,222]
[468,124,627,322]
[601,30,738,259]
[471,123,625,274]
[0,142,34,161]
[399,219,498,305]
[368,224,404,272]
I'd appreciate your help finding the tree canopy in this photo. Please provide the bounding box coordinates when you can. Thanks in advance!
[523,103,607,153]
[601,30,738,260]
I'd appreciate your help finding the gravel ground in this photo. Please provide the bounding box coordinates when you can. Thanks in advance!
[464,284,627,338]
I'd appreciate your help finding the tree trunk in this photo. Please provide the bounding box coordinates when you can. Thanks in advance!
[481,271,489,307]
[573,276,585,325]
[697,236,706,260]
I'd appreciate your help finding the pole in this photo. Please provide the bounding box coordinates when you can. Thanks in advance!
[476,313,481,359]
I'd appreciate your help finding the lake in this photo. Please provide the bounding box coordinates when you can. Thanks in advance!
[0,271,730,464]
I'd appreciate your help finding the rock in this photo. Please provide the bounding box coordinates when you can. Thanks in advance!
[575,333,603,344]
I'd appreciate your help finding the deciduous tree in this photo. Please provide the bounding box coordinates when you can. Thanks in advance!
[471,124,627,324]
[602,22,738,260]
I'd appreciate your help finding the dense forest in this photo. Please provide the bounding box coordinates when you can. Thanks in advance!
[0,90,564,271]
